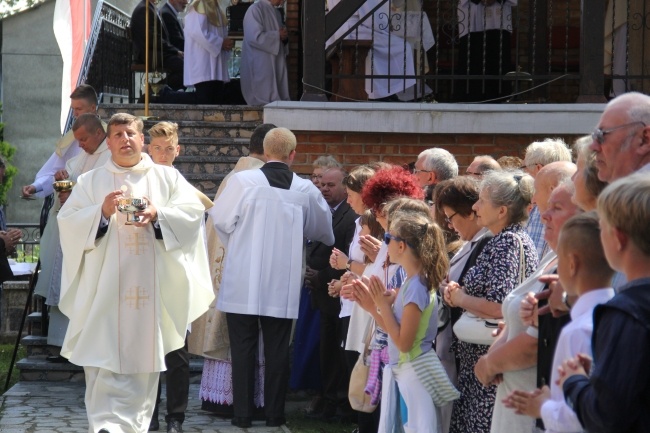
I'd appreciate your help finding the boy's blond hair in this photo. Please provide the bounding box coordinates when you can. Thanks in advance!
[598,172,650,255]
[148,121,179,147]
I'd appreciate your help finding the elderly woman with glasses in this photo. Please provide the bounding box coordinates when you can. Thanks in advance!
[443,170,539,433]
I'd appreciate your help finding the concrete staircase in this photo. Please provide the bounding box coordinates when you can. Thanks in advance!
[15,103,262,382]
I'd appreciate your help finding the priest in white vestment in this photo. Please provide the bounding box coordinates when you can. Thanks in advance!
[57,113,214,433]
[210,127,334,428]
[34,114,112,350]
[239,0,290,105]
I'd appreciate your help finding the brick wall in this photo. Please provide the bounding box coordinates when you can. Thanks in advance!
[290,131,582,174]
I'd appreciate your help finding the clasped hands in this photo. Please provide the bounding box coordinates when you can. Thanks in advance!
[102,190,157,227]
[441,280,466,308]
[501,353,591,417]
[0,228,23,254]
[519,274,568,328]
[340,275,395,314]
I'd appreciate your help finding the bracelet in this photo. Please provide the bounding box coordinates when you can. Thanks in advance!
[562,292,572,309]
[346,259,353,271]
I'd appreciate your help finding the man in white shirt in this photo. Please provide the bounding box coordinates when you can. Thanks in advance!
[21,85,101,199]
[210,127,334,428]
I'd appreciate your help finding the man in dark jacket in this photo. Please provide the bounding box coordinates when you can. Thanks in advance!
[305,167,358,421]
[160,0,186,52]
[130,0,184,90]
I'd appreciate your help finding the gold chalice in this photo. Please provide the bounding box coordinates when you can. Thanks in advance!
[52,180,75,192]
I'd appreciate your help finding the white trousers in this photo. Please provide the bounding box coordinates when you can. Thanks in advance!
[379,362,441,433]
[84,367,159,433]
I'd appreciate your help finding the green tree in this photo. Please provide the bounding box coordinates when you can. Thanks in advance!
[0,105,18,206]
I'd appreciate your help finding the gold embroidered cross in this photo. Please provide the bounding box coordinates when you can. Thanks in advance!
[125,286,150,309]
[125,233,147,255]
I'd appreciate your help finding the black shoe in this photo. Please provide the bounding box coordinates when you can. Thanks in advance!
[148,417,159,431]
[99,430,111,433]
[231,417,252,428]
[266,417,286,427]
[46,355,69,363]
[166,419,183,433]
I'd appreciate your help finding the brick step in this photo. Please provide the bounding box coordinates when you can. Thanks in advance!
[16,357,205,382]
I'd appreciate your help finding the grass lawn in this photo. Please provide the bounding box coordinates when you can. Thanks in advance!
[0,343,26,391]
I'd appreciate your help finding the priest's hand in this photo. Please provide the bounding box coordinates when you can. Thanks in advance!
[222,38,234,51]
[279,27,288,42]
[58,191,71,206]
[54,169,69,181]
[102,190,123,219]
[134,202,158,227]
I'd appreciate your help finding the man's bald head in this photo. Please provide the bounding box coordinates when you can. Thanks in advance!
[532,161,577,213]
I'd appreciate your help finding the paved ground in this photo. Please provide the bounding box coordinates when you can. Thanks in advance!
[0,382,294,433]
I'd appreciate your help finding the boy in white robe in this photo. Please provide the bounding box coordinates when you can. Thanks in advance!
[57,113,214,433]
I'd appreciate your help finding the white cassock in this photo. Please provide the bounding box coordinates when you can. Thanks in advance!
[326,0,434,101]
[57,154,214,433]
[33,140,112,346]
[210,168,334,319]
[183,7,230,87]
[239,0,290,105]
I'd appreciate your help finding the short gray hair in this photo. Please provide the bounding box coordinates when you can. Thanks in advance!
[312,155,342,169]
[524,138,572,166]
[480,169,535,225]
[418,148,458,181]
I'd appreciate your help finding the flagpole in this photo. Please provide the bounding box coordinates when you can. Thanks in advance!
[144,0,150,116]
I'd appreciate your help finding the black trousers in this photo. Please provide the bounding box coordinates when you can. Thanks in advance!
[163,54,185,91]
[153,338,190,423]
[194,80,225,105]
[226,313,292,419]
[455,29,512,103]
[319,311,346,411]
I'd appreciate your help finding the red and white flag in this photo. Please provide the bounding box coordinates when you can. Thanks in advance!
[53,0,91,133]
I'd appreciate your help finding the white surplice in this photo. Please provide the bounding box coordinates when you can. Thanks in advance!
[34,140,112,346]
[239,0,290,105]
[210,168,334,319]
[57,154,214,374]
[183,7,230,86]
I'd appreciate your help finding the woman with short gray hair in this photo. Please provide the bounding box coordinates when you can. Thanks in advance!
[444,170,538,433]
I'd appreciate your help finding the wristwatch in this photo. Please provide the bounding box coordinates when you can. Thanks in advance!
[562,291,572,310]
[346,259,353,271]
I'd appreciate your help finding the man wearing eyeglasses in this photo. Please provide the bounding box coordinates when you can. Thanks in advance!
[413,148,459,203]
[589,91,650,183]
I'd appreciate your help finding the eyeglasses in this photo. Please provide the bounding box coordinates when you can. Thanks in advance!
[591,121,646,144]
[466,171,482,176]
[384,233,405,245]
[384,232,414,249]
[519,163,538,170]
[444,211,458,225]
[413,169,432,175]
